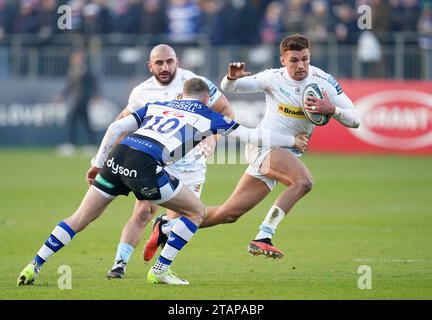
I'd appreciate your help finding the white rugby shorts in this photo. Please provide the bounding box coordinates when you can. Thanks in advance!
[244,143,301,191]
[164,166,206,198]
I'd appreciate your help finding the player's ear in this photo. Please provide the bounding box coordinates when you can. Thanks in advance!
[280,56,286,67]
[147,60,152,72]
[203,94,210,106]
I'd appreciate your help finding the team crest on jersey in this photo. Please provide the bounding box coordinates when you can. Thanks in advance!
[175,92,182,99]
[295,87,301,95]
[277,103,306,119]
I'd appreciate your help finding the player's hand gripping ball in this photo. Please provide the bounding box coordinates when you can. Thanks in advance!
[302,83,331,126]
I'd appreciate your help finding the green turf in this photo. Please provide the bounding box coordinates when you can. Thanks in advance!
[1,149,431,299]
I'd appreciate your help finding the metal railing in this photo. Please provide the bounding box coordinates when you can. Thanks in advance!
[0,32,430,80]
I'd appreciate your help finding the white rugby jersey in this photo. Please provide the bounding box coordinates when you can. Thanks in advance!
[127,67,222,171]
[221,65,358,139]
[92,99,296,169]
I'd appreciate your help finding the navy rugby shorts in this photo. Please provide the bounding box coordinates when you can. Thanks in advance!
[92,144,182,204]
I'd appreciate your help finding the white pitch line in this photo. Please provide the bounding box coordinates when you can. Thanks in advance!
[354,258,432,263]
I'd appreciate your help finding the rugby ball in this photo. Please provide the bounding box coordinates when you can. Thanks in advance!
[302,83,330,126]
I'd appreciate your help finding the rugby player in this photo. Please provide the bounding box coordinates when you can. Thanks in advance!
[145,34,360,260]
[86,44,234,279]
[17,78,309,286]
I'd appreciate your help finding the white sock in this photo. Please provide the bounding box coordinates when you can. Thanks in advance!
[34,221,76,267]
[161,218,178,235]
[154,216,198,274]
[255,205,286,240]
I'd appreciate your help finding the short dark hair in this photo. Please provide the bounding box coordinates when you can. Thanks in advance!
[183,78,210,97]
[279,34,310,54]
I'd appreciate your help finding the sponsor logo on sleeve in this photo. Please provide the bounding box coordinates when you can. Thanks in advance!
[327,75,343,94]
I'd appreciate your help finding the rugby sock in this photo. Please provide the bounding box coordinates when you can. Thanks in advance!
[161,218,178,235]
[33,221,76,268]
[114,242,134,263]
[153,216,198,274]
[255,205,285,240]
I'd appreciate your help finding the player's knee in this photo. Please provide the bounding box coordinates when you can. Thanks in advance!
[197,203,207,222]
[189,203,206,225]
[297,177,314,195]
[132,204,153,225]
[220,207,244,224]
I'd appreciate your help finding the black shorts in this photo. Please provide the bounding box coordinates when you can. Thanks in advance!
[92,144,182,203]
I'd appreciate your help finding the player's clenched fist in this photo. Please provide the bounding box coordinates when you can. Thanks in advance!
[227,62,252,80]
[293,133,309,153]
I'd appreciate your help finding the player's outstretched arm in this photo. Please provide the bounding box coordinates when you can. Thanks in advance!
[220,62,262,94]
[87,106,135,185]
[116,106,132,120]
[91,115,140,169]
[228,125,308,152]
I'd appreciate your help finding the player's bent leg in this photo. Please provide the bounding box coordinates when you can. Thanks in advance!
[200,173,271,228]
[248,148,313,259]
[18,186,114,286]
[108,200,158,279]
[261,148,313,213]
[144,179,204,260]
[147,185,205,285]
[121,200,158,246]
[142,213,168,262]
[64,186,113,232]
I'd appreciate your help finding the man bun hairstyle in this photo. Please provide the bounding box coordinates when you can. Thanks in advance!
[183,78,210,97]
[280,34,310,54]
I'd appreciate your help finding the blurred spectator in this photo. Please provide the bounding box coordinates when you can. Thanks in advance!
[371,0,391,36]
[333,3,358,76]
[304,0,331,42]
[418,2,432,79]
[14,1,39,34]
[82,0,112,35]
[259,1,283,45]
[304,0,331,69]
[166,0,202,43]
[200,0,227,45]
[401,0,422,31]
[37,0,58,43]
[389,0,405,32]
[334,4,358,44]
[69,0,85,32]
[140,0,167,36]
[0,0,17,37]
[56,49,100,155]
[281,0,306,34]
[111,0,140,34]
[227,0,263,45]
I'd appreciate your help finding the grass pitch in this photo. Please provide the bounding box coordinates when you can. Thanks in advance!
[1,149,431,299]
